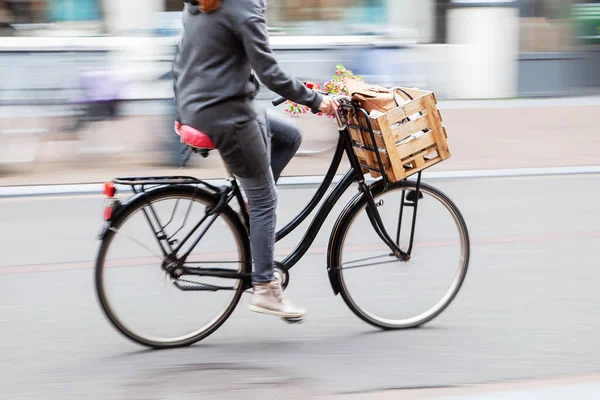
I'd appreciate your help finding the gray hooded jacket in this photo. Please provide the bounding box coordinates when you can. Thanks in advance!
[172,0,323,133]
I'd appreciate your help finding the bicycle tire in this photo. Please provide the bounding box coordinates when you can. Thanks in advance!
[95,185,251,349]
[328,180,470,330]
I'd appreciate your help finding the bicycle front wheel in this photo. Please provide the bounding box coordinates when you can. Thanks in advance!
[95,186,250,348]
[330,180,470,329]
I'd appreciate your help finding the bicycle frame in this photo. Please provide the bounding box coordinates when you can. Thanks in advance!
[270,123,412,271]
[182,130,415,283]
[108,102,422,285]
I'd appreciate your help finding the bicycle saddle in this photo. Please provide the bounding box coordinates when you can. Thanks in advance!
[174,121,215,150]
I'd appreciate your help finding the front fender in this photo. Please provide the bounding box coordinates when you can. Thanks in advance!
[95,189,148,241]
[326,180,387,294]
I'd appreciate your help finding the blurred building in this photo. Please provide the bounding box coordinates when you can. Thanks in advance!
[2,0,101,24]
[1,0,600,99]
[1,0,597,47]
[1,0,598,169]
[0,0,434,39]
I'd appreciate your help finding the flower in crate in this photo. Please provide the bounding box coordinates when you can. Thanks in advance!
[284,64,363,118]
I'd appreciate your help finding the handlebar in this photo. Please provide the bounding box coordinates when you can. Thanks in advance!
[271,95,321,114]
[272,96,287,107]
[271,91,352,113]
[271,81,353,112]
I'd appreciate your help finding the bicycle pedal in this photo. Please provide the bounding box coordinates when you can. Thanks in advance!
[282,316,304,324]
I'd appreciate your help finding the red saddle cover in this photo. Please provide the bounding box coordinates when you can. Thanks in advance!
[174,121,215,149]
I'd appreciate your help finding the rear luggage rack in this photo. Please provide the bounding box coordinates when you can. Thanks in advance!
[112,176,221,194]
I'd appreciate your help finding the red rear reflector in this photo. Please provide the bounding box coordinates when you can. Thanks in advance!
[103,199,117,221]
[104,182,116,198]
[104,206,113,221]
[306,82,315,89]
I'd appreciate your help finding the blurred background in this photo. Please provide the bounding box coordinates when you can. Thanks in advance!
[0,0,599,179]
[2,3,600,399]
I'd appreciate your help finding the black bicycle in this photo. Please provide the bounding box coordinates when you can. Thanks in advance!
[94,93,470,349]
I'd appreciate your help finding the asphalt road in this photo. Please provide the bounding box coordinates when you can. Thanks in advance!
[1,174,599,399]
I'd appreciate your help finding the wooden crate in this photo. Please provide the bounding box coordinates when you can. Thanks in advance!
[345,87,451,182]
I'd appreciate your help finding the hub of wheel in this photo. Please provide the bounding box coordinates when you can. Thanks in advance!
[162,260,184,278]
[173,267,185,278]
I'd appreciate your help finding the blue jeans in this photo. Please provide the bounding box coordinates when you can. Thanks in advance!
[233,110,302,283]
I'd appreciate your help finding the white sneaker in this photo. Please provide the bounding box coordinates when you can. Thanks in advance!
[249,280,306,319]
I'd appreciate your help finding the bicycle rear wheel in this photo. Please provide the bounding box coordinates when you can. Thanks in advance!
[330,181,470,329]
[95,186,250,348]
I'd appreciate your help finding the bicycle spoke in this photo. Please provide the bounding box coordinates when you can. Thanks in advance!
[139,203,172,255]
[108,227,165,262]
[340,254,401,270]
[342,253,394,265]
[167,196,196,241]
[161,198,180,231]
[184,260,242,264]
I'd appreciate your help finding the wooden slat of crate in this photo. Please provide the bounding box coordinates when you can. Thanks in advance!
[348,125,362,143]
[350,139,379,175]
[345,108,393,179]
[396,132,437,160]
[403,153,445,178]
[375,95,431,181]
[395,87,433,101]
[391,114,431,142]
[347,127,363,146]
[368,119,392,178]
[384,97,427,124]
[349,142,372,175]
[401,145,436,165]
[373,149,392,179]
[354,143,382,177]
[356,111,380,171]
[346,110,372,175]
[370,89,450,181]
[346,110,361,141]
[369,120,388,151]
[352,146,369,160]
[348,113,383,178]
[409,153,426,168]
[374,113,406,181]
[422,96,451,159]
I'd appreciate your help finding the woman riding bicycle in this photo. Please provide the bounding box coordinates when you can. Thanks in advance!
[172,0,339,319]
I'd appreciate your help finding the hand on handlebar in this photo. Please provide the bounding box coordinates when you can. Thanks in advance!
[318,96,340,115]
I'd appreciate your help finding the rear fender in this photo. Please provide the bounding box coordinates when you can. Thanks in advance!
[96,185,218,240]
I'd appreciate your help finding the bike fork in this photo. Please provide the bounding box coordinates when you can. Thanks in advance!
[359,173,423,262]
[359,181,406,261]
